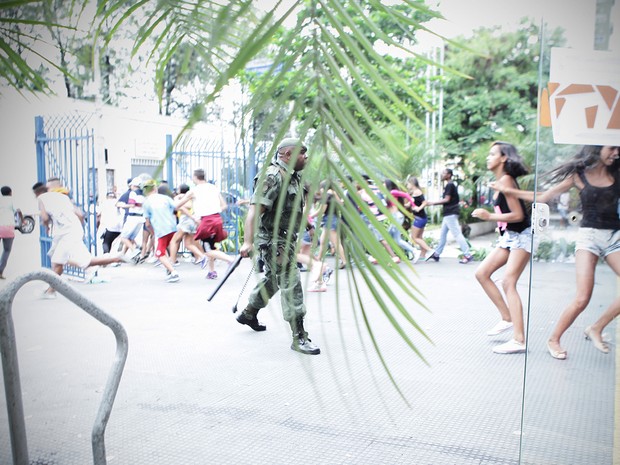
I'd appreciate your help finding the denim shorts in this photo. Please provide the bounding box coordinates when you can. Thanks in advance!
[321,214,339,231]
[302,229,312,245]
[576,227,620,258]
[413,216,428,229]
[497,228,534,254]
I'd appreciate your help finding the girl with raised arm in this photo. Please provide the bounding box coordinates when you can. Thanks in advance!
[491,145,620,359]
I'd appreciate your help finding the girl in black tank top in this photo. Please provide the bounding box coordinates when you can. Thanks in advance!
[472,141,531,355]
[493,191,530,234]
[405,176,434,260]
[489,145,620,359]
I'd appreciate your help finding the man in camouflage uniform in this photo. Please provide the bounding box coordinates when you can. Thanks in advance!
[237,138,320,355]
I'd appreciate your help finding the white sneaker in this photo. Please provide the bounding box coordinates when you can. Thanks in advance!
[307,282,327,292]
[126,248,141,261]
[486,320,513,336]
[165,272,180,283]
[117,253,137,265]
[492,339,525,354]
[41,290,57,300]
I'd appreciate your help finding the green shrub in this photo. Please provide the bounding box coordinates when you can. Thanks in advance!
[533,238,576,262]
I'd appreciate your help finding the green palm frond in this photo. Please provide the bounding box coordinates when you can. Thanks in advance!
[0,0,65,92]
[4,0,447,400]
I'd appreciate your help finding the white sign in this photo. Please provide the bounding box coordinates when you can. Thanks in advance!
[547,47,620,145]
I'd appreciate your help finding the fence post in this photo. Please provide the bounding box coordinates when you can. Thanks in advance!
[166,134,173,190]
[0,270,129,465]
[0,293,29,465]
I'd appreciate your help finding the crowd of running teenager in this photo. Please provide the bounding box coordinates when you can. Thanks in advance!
[22,142,620,359]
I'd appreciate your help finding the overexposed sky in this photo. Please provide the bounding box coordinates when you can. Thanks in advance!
[256,0,620,52]
[421,0,619,51]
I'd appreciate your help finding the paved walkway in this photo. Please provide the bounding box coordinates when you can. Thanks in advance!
[0,231,616,464]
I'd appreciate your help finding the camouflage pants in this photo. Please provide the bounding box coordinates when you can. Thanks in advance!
[247,242,305,322]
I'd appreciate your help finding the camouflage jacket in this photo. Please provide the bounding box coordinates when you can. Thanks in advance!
[250,158,305,247]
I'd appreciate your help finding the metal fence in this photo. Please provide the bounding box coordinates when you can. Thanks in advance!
[165,135,269,252]
[33,114,269,264]
[34,114,98,278]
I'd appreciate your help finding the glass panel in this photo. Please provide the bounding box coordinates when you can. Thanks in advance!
[520,12,619,465]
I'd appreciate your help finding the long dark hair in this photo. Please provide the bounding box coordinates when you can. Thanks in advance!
[545,145,620,183]
[406,176,421,190]
[492,141,529,178]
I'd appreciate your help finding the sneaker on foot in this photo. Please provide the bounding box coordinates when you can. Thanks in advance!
[368,255,378,265]
[459,254,474,264]
[487,320,514,336]
[322,267,334,284]
[41,290,57,299]
[126,248,141,261]
[307,281,327,292]
[165,272,180,283]
[492,339,525,354]
[425,252,439,262]
[206,271,218,280]
[116,253,137,265]
[199,256,208,269]
[391,256,401,264]
[291,336,321,355]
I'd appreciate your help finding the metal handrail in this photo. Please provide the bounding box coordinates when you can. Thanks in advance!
[0,269,128,465]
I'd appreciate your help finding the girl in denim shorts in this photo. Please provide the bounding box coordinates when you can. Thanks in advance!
[493,145,620,360]
[472,141,531,355]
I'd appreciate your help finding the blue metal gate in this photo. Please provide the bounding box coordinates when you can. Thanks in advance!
[34,114,98,278]
[165,135,268,253]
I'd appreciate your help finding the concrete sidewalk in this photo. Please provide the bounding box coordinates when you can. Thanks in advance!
[0,232,616,464]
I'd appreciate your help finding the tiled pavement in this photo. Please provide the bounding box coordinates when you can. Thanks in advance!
[0,232,616,464]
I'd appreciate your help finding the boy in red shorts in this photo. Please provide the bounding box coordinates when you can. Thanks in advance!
[142,180,193,283]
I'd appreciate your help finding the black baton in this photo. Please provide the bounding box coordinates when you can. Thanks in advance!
[207,255,243,301]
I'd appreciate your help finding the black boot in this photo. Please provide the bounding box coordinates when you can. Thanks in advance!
[236,306,266,331]
[290,317,320,355]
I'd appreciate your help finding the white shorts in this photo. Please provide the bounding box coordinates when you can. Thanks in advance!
[120,215,144,240]
[48,234,91,269]
[576,228,620,258]
[497,228,535,254]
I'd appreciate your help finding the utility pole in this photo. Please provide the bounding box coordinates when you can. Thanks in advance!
[595,0,615,50]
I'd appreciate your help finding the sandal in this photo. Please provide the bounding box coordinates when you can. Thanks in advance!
[584,326,610,354]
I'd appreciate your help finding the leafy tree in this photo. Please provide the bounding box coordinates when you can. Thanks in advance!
[0,1,64,93]
[440,18,567,205]
[442,19,565,159]
[238,2,439,184]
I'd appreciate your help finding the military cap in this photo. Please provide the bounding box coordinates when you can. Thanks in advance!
[277,138,306,151]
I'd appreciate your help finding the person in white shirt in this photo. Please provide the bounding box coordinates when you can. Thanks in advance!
[191,169,234,279]
[33,182,129,298]
[97,192,124,253]
[117,177,146,259]
[0,186,21,279]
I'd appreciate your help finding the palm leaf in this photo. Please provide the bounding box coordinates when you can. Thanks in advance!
[2,0,448,399]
